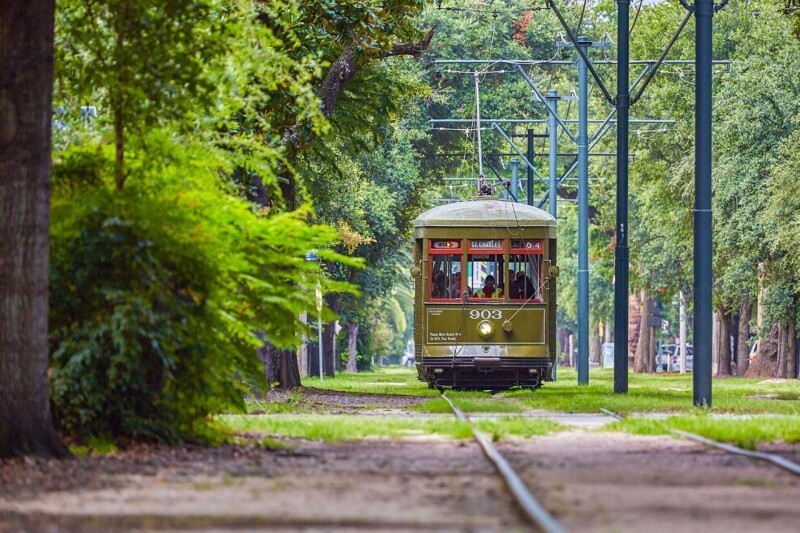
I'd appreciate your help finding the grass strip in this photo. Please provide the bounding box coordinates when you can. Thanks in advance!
[607,414,800,449]
[222,414,473,441]
[221,414,564,443]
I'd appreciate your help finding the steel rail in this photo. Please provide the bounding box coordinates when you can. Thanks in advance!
[600,409,800,477]
[442,393,566,533]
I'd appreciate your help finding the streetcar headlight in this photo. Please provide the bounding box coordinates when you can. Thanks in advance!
[477,320,495,339]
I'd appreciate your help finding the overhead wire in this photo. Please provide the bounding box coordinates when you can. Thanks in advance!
[576,0,588,35]
[629,0,644,37]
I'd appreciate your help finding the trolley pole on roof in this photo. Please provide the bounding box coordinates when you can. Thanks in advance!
[614,0,630,394]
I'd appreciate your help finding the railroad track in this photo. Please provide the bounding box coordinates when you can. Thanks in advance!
[600,408,800,477]
[440,392,566,533]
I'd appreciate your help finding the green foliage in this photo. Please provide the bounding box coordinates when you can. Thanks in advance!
[49,136,359,443]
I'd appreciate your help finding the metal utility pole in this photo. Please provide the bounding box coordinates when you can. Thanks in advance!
[546,91,559,218]
[511,157,520,201]
[527,129,535,205]
[692,0,717,406]
[577,36,590,386]
[316,281,324,382]
[614,0,630,394]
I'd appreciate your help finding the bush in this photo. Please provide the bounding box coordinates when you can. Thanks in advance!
[49,141,359,443]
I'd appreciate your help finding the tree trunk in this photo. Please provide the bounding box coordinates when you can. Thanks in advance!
[634,290,649,373]
[628,293,641,367]
[712,309,720,375]
[590,325,602,365]
[736,298,753,376]
[557,328,571,365]
[322,321,337,377]
[746,322,780,378]
[0,1,69,458]
[716,307,732,376]
[322,293,342,377]
[647,326,657,373]
[679,290,688,374]
[776,322,787,379]
[297,312,308,377]
[788,309,797,379]
[346,321,359,372]
[262,343,301,390]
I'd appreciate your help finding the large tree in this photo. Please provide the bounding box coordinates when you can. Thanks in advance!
[0,1,69,458]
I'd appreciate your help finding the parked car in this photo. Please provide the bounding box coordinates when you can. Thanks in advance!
[671,345,693,372]
[401,353,416,367]
[656,344,675,372]
[656,344,693,372]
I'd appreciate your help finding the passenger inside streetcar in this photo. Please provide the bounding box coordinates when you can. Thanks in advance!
[475,274,504,298]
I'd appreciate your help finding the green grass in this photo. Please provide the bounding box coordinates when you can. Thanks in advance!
[231,366,800,445]
[412,395,524,414]
[608,414,800,449]
[501,367,800,416]
[221,414,473,441]
[473,418,565,440]
[302,367,438,396]
[221,413,564,442]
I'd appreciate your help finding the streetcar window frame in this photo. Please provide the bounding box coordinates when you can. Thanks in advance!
[467,239,505,301]
[508,239,544,302]
[428,240,463,301]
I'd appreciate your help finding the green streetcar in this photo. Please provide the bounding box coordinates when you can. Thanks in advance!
[411,197,559,390]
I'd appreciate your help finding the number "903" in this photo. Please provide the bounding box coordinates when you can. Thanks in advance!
[469,310,502,320]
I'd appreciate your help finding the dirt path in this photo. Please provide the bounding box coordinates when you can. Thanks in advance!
[500,431,800,532]
[0,439,530,532]
[3,429,800,532]
[3,387,800,532]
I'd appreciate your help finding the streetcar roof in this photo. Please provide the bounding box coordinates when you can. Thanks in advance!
[414,198,557,228]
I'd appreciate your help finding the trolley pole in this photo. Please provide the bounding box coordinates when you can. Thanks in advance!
[693,0,714,406]
[316,281,324,382]
[577,36,590,386]
[614,0,630,394]
[547,91,559,218]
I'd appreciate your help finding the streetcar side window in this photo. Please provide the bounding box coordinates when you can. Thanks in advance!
[509,239,543,301]
[429,253,461,300]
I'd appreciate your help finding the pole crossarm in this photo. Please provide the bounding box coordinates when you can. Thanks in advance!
[546,0,614,104]
[631,10,694,105]
[491,123,548,187]
[434,59,730,66]
[430,118,675,125]
[514,65,577,142]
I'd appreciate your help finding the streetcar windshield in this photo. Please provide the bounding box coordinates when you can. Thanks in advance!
[466,240,504,299]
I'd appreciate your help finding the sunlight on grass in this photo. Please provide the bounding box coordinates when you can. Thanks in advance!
[412,396,524,414]
[302,367,437,397]
[608,414,800,449]
[222,414,473,441]
[503,367,800,416]
[221,413,564,442]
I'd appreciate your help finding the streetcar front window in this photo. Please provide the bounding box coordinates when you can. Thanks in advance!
[467,239,505,299]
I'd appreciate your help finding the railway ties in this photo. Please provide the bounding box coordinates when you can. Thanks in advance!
[440,392,566,533]
[600,408,800,478]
